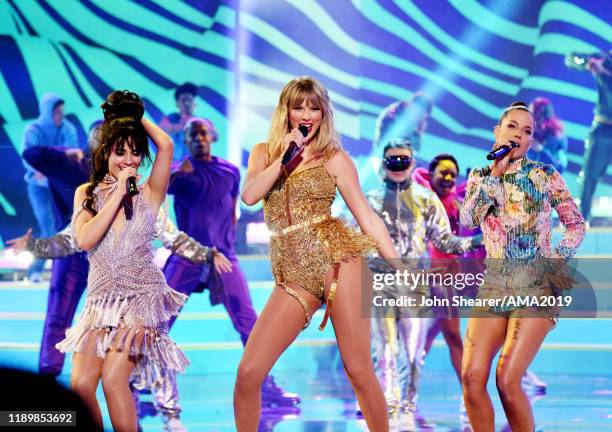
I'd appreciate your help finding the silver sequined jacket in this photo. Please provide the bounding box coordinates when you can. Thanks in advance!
[367,180,476,271]
[26,205,213,263]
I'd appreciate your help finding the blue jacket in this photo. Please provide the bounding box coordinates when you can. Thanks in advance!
[22,93,80,186]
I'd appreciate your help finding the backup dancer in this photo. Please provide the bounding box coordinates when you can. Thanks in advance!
[21,126,93,377]
[527,97,568,173]
[163,117,300,417]
[566,49,612,221]
[21,93,80,281]
[367,141,480,429]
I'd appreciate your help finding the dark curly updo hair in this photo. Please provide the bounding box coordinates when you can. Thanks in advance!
[83,90,151,216]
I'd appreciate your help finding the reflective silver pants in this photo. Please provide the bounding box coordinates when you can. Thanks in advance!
[372,315,431,412]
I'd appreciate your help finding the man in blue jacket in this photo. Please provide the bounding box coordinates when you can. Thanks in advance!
[21,93,80,281]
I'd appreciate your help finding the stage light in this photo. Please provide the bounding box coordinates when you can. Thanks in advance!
[3,250,34,268]
[246,222,270,245]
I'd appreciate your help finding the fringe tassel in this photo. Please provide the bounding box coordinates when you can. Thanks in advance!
[56,290,190,390]
[117,327,130,352]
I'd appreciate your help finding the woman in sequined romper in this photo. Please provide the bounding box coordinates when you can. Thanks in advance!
[56,91,188,431]
[234,77,400,431]
[459,102,585,431]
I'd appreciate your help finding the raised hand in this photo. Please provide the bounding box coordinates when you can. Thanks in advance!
[282,128,307,153]
[587,57,611,76]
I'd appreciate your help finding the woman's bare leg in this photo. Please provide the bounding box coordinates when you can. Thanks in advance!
[461,317,508,432]
[234,286,320,431]
[440,317,463,382]
[496,317,553,432]
[70,335,104,429]
[101,348,138,432]
[330,258,388,431]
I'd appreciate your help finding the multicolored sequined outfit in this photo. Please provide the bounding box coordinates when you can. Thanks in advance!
[460,158,586,318]
[366,179,476,413]
[264,164,376,330]
[56,182,189,389]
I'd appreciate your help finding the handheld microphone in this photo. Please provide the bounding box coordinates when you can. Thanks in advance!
[486,141,519,161]
[126,177,139,196]
[281,125,309,166]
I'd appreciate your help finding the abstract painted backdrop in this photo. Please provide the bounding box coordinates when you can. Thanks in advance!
[1,0,610,241]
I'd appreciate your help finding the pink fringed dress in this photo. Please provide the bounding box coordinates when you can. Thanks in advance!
[56,181,189,387]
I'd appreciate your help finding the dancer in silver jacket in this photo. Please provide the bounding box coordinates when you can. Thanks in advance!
[366,139,480,424]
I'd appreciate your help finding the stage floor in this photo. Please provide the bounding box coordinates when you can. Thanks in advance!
[1,356,611,431]
[1,277,612,431]
[72,369,612,431]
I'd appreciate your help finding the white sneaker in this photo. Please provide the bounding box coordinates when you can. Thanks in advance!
[398,408,416,431]
[522,370,547,393]
[164,417,187,432]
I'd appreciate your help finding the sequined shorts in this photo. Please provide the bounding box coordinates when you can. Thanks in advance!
[269,215,338,331]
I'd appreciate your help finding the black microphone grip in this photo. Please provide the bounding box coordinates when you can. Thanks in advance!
[281,125,309,166]
[281,142,299,166]
[126,176,139,196]
[486,141,518,161]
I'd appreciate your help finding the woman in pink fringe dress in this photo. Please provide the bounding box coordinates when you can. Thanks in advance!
[56,90,188,431]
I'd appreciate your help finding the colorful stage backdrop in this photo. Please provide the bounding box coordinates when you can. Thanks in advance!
[1,0,611,242]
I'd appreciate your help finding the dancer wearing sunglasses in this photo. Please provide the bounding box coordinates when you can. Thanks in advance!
[366,139,480,429]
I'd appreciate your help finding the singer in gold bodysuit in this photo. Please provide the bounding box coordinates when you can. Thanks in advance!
[233,76,401,432]
[264,163,377,329]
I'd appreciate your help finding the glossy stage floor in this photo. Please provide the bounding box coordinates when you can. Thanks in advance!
[1,278,611,431]
[1,227,612,431]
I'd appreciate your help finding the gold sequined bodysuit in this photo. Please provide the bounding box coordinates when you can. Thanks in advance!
[264,164,376,329]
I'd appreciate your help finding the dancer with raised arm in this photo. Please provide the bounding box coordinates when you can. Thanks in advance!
[368,141,480,429]
[56,91,188,432]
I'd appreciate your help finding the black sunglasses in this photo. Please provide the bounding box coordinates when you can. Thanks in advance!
[384,155,413,171]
